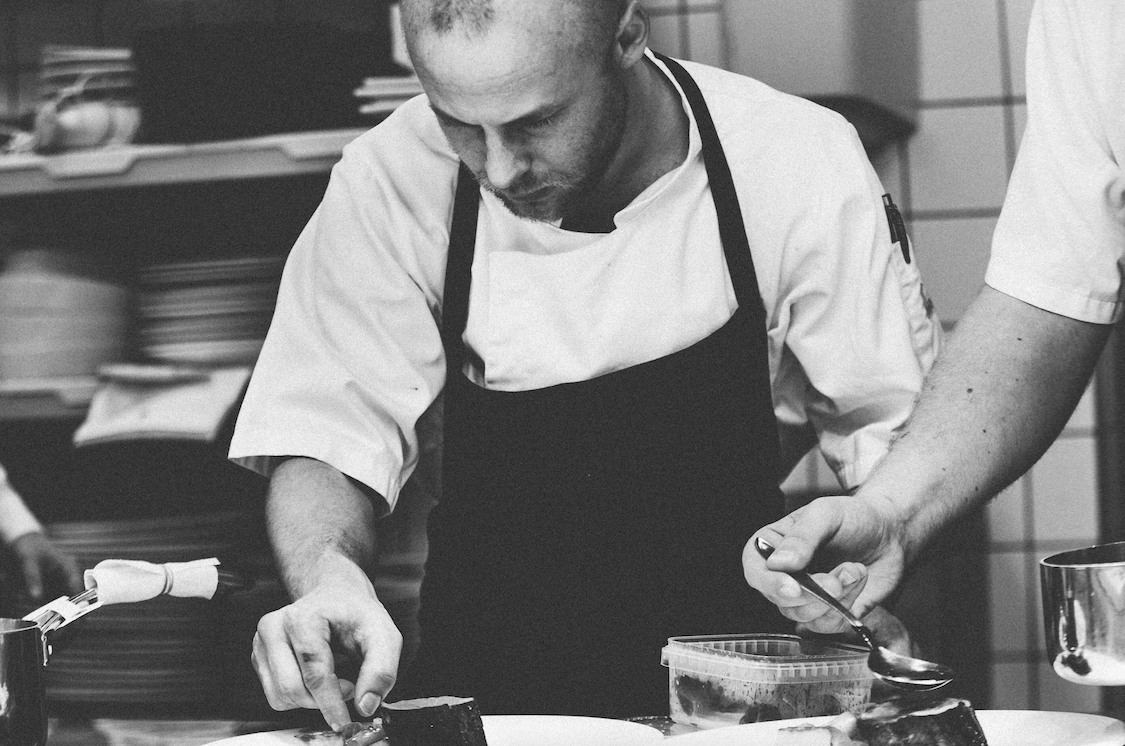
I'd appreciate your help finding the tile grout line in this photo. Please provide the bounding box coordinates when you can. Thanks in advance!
[1022,471,1042,710]
[995,0,1021,173]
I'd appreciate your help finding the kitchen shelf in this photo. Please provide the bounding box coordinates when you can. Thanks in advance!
[0,127,367,196]
[0,376,97,421]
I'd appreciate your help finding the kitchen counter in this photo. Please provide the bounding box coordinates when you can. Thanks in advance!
[44,717,688,745]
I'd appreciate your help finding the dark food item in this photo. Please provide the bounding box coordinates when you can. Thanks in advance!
[380,696,488,746]
[855,694,988,746]
[740,702,785,724]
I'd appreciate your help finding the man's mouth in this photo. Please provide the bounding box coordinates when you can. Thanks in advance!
[503,185,553,203]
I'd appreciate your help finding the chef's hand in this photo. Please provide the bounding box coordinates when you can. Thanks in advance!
[252,560,402,732]
[743,494,908,634]
[9,531,83,601]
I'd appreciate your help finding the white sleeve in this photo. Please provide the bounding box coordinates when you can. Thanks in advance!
[0,465,43,545]
[229,108,458,512]
[986,0,1125,324]
[772,123,942,490]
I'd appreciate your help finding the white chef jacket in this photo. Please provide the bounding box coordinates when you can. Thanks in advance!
[0,463,42,545]
[987,0,1125,324]
[230,54,941,511]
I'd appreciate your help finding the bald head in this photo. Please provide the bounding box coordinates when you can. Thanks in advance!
[402,0,628,58]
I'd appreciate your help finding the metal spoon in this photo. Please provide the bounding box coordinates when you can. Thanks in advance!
[755,536,954,691]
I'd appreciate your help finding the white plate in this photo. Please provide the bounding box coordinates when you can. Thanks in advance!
[665,710,1125,746]
[204,715,664,746]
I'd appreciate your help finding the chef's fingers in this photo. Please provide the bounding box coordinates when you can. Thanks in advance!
[742,528,803,603]
[250,635,282,709]
[758,499,850,573]
[352,611,403,717]
[789,563,869,635]
[282,611,353,731]
[253,608,351,729]
[253,619,305,711]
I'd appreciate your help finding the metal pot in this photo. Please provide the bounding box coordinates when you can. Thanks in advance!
[0,561,252,745]
[0,589,101,746]
[1041,541,1125,686]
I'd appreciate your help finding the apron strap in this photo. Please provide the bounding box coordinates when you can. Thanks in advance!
[653,52,778,451]
[652,52,767,328]
[441,162,480,377]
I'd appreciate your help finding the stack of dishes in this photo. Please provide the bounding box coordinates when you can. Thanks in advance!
[354,74,424,115]
[0,249,128,380]
[137,257,284,366]
[43,512,257,713]
[92,719,239,746]
[38,44,136,105]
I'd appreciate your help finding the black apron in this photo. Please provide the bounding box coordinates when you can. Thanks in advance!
[399,55,788,717]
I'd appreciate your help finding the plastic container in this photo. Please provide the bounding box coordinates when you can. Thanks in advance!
[661,634,874,728]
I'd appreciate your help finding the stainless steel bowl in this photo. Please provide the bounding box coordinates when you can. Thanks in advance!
[1041,541,1125,685]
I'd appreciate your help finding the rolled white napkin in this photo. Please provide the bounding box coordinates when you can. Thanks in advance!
[83,557,221,605]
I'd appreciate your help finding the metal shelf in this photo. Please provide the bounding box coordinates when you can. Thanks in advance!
[0,377,97,421]
[0,128,366,196]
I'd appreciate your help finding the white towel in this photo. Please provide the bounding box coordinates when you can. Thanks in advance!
[83,557,220,605]
[73,366,250,446]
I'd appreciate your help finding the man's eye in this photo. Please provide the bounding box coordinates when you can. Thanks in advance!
[526,115,555,130]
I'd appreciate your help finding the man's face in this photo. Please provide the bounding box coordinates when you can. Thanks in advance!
[410,5,627,222]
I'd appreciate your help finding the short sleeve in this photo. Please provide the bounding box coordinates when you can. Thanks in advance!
[771,120,942,489]
[986,0,1125,324]
[229,103,459,512]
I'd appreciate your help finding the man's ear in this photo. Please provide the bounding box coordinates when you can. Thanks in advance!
[614,0,649,68]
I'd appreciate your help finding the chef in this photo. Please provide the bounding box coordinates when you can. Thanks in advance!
[0,462,82,602]
[746,0,1124,636]
[229,0,940,730]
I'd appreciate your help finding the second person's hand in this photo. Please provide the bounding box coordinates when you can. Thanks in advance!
[743,493,909,633]
[10,531,83,602]
[252,563,402,732]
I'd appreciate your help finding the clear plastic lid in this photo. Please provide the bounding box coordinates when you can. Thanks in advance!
[661,633,872,683]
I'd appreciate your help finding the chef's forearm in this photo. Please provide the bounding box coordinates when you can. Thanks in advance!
[859,286,1110,561]
[266,457,382,599]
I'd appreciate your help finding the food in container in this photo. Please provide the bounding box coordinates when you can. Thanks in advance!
[661,634,873,728]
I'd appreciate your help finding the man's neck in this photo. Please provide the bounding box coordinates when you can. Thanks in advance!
[561,55,690,233]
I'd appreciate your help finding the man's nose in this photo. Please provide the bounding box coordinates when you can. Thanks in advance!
[483,130,528,189]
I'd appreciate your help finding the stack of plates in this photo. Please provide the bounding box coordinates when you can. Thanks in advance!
[43,512,258,713]
[354,75,424,115]
[92,719,239,746]
[0,250,128,380]
[39,45,136,103]
[137,257,284,366]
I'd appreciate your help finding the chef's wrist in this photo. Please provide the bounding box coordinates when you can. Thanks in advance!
[851,489,918,563]
[294,550,376,599]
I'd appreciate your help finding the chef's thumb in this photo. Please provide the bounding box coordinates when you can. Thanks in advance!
[353,664,397,717]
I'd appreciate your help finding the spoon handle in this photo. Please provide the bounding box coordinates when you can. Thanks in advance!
[754,536,877,649]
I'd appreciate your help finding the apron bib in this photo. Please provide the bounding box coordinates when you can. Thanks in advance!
[400,55,788,717]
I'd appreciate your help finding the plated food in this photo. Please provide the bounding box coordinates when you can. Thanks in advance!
[380,697,489,746]
[776,695,988,746]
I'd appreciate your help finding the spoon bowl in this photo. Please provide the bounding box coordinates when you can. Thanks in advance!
[754,536,954,691]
